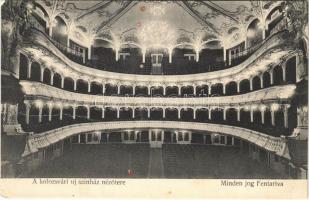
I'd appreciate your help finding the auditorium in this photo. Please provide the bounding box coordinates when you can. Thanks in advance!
[1,0,308,179]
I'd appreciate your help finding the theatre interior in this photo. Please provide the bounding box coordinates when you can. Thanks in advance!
[1,0,308,178]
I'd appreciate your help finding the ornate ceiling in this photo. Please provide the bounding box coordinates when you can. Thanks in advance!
[33,0,285,49]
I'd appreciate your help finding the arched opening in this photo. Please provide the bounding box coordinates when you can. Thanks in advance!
[252,76,261,90]
[211,83,223,96]
[196,85,208,97]
[166,86,178,97]
[273,65,283,85]
[76,79,89,94]
[150,108,163,120]
[211,108,224,123]
[240,108,250,126]
[246,18,264,48]
[19,53,28,80]
[263,71,271,88]
[253,111,262,124]
[286,56,296,83]
[165,108,178,121]
[91,82,103,95]
[90,106,102,121]
[105,107,117,120]
[64,77,74,92]
[120,85,133,96]
[274,110,284,128]
[264,109,272,127]
[75,106,88,123]
[135,107,148,120]
[181,86,194,97]
[180,108,193,121]
[63,106,73,123]
[150,86,163,97]
[43,68,51,85]
[225,82,237,95]
[29,106,39,131]
[41,105,49,123]
[226,108,237,125]
[191,133,203,144]
[196,108,209,122]
[119,107,132,120]
[30,62,41,82]
[105,84,117,96]
[135,86,148,97]
[52,16,68,46]
[265,6,284,37]
[239,79,250,94]
[51,107,60,123]
[53,73,62,88]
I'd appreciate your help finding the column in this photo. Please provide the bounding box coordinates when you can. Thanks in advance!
[223,109,227,121]
[178,86,181,96]
[102,107,105,118]
[102,84,105,95]
[147,108,150,118]
[40,67,44,82]
[169,50,172,63]
[117,85,121,95]
[74,80,77,91]
[59,107,63,120]
[271,111,275,126]
[208,109,212,120]
[73,106,76,120]
[282,64,287,82]
[78,134,81,143]
[148,86,151,96]
[284,106,289,128]
[259,74,264,89]
[208,85,212,96]
[48,106,52,121]
[87,106,90,119]
[196,51,199,62]
[67,35,70,47]
[231,137,235,145]
[38,106,42,123]
[178,109,181,119]
[132,108,135,119]
[269,69,274,85]
[161,130,164,142]
[223,84,226,95]
[262,25,266,40]
[249,77,253,91]
[142,50,146,63]
[27,60,32,78]
[132,85,136,96]
[237,82,240,93]
[148,130,151,141]
[25,104,30,124]
[50,72,54,85]
[250,109,254,123]
[48,21,53,37]
[163,108,166,119]
[203,134,206,144]
[237,108,240,121]
[88,82,91,93]
[223,47,226,63]
[117,108,120,119]
[61,76,64,88]
[88,45,92,60]
[115,50,119,61]
[261,110,265,124]
[163,86,166,96]
[193,85,196,96]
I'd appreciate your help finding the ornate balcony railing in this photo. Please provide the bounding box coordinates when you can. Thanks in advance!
[22,121,288,157]
[24,12,288,77]
[21,81,295,108]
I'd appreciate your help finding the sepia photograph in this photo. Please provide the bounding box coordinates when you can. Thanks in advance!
[0,0,308,198]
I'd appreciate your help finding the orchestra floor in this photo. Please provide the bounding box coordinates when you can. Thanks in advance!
[27,144,286,179]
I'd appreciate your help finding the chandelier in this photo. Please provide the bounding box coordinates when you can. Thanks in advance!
[137,21,177,49]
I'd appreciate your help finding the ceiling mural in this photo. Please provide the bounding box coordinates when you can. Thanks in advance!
[32,0,287,50]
